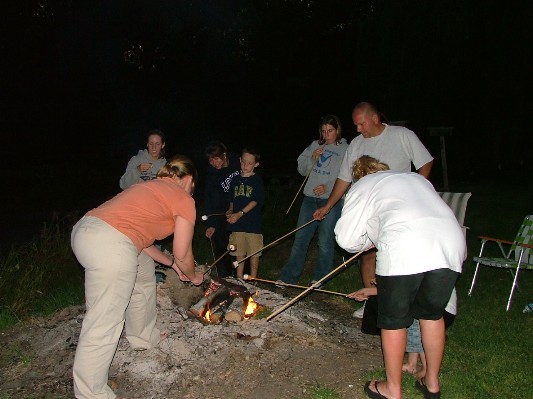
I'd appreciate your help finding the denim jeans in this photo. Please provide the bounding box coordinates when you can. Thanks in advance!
[280,196,343,284]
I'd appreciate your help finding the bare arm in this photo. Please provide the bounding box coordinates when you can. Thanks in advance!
[346,287,377,301]
[313,178,351,219]
[417,160,433,179]
[142,245,173,266]
[172,216,203,285]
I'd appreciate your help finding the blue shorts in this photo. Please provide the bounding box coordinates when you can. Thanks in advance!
[406,311,456,352]
[376,268,459,330]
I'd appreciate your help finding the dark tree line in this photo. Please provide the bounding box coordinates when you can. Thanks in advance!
[2,0,531,169]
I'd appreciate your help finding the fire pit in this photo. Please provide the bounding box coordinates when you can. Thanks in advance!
[189,277,262,324]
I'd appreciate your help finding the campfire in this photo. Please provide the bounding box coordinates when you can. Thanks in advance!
[189,278,262,324]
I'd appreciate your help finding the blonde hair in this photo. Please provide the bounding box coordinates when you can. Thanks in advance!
[157,154,198,193]
[352,155,389,180]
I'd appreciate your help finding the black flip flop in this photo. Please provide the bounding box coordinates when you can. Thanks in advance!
[415,379,441,399]
[364,381,387,399]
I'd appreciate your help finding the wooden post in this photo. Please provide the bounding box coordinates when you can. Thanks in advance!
[429,127,454,192]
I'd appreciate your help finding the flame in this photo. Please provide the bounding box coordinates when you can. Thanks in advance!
[204,309,212,321]
[243,296,260,318]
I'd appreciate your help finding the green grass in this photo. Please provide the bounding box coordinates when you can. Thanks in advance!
[0,395,63,399]
[0,214,84,328]
[290,385,344,399]
[359,172,533,399]
[3,343,36,367]
[1,172,532,398]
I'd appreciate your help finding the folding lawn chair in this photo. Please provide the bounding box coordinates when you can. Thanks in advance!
[468,215,533,311]
[437,192,472,239]
[438,192,472,264]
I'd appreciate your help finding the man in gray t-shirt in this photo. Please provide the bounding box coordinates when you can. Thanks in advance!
[313,102,433,317]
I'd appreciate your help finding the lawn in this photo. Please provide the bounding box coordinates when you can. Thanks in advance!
[0,169,532,399]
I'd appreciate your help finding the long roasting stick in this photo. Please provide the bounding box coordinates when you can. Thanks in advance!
[266,251,363,321]
[203,244,236,275]
[285,146,324,215]
[243,275,348,297]
[201,212,227,220]
[232,219,316,268]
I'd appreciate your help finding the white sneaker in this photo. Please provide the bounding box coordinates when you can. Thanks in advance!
[274,280,286,289]
[310,280,322,288]
[352,303,366,319]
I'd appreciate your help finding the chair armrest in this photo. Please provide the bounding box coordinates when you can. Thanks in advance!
[517,242,533,249]
[477,236,513,245]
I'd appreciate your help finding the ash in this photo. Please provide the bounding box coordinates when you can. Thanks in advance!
[0,272,382,399]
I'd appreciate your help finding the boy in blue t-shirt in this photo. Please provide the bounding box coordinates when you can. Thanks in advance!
[226,147,264,279]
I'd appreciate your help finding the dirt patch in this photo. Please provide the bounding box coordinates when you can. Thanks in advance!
[0,275,382,399]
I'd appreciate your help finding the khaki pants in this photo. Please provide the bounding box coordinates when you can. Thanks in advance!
[71,216,159,399]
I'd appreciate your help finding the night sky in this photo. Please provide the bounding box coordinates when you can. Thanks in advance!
[2,0,532,249]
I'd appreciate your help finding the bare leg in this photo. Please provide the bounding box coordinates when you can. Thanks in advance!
[419,318,445,393]
[236,256,245,279]
[417,351,427,380]
[361,250,376,288]
[402,352,419,375]
[376,328,406,399]
[250,256,259,279]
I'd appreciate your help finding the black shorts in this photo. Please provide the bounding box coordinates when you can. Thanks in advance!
[376,268,460,330]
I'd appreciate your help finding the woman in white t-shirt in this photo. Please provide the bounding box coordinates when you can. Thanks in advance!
[335,155,465,399]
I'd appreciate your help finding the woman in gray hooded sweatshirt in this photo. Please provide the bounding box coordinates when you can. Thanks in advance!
[279,114,348,285]
[120,129,167,190]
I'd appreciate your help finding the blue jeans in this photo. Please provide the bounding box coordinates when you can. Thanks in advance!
[280,196,343,284]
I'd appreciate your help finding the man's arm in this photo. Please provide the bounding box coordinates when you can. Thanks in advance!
[417,160,433,179]
[313,178,351,220]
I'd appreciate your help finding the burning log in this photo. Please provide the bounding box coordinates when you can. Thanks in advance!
[189,277,262,324]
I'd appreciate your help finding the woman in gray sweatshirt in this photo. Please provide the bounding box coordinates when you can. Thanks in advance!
[120,129,167,190]
[279,114,348,285]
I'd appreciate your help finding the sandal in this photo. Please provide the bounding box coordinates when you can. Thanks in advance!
[415,378,441,399]
[364,380,387,399]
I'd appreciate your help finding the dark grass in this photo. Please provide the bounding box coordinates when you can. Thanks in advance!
[0,214,84,325]
[360,171,533,399]
[1,171,532,399]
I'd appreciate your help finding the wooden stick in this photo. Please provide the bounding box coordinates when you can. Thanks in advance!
[232,219,316,268]
[243,275,348,297]
[201,212,227,220]
[203,244,236,275]
[285,170,312,215]
[285,147,323,215]
[209,237,216,263]
[266,251,363,321]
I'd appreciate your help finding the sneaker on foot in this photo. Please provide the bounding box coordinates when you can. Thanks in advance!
[275,280,287,289]
[310,280,322,288]
[352,302,366,319]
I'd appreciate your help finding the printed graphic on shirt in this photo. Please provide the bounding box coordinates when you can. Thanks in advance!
[314,148,343,176]
[317,153,333,168]
[140,169,158,181]
[222,170,241,193]
[234,182,253,198]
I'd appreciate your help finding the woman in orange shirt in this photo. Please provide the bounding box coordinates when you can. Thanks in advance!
[71,154,203,399]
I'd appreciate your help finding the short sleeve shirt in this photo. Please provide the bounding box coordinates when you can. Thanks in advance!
[338,124,433,182]
[88,177,195,251]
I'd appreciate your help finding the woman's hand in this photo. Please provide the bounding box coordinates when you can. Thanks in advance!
[179,270,204,286]
[137,163,153,172]
[190,271,204,286]
[311,147,323,161]
[312,184,326,196]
